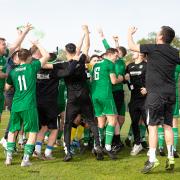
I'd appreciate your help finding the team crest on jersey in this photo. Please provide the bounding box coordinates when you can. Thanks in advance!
[37,74,50,79]
[139,65,143,69]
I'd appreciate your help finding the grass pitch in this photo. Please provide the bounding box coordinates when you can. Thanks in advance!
[0,111,180,180]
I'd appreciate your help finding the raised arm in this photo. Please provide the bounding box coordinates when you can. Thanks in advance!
[81,25,90,56]
[113,36,120,49]
[9,23,33,55]
[32,42,50,67]
[0,72,8,79]
[128,27,140,52]
[76,34,85,56]
[97,28,110,50]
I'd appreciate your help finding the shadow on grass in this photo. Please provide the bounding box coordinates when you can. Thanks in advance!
[149,166,180,174]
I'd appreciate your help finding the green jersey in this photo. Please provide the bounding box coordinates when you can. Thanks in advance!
[91,58,115,99]
[57,78,67,106]
[0,49,9,92]
[175,65,180,98]
[7,60,41,112]
[102,38,125,91]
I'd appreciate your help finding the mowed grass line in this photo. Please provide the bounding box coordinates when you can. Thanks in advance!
[0,111,180,180]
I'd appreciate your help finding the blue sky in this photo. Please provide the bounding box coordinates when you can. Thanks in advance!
[0,0,180,53]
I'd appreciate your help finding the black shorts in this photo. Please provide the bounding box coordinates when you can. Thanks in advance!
[146,93,175,126]
[65,88,95,124]
[37,103,59,129]
[113,90,124,115]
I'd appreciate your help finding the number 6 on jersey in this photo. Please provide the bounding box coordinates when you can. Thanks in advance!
[94,67,100,80]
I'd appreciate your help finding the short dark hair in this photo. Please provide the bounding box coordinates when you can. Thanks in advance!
[29,45,38,55]
[65,43,76,54]
[118,46,127,57]
[99,53,106,59]
[90,54,100,61]
[160,26,175,44]
[106,48,118,55]
[49,52,57,62]
[18,49,31,61]
[0,37,6,41]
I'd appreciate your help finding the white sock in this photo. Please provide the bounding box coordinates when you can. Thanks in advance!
[167,145,174,159]
[23,133,26,140]
[23,154,29,161]
[7,151,12,159]
[149,148,156,163]
[18,135,23,144]
[105,144,111,151]
[35,142,42,154]
[45,146,53,157]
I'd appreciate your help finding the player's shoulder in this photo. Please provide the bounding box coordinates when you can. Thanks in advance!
[168,45,179,55]
[142,61,147,65]
[103,58,114,65]
[53,59,67,64]
[116,58,125,66]
[31,58,40,64]
[127,61,135,68]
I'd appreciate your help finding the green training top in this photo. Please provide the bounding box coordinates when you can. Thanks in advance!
[6,60,41,112]
[175,65,180,98]
[0,49,9,92]
[91,58,115,99]
[57,78,67,106]
[102,38,125,91]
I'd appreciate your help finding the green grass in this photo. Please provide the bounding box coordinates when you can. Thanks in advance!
[0,111,180,180]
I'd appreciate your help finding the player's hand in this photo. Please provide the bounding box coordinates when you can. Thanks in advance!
[97,27,104,37]
[30,40,39,46]
[118,75,124,82]
[140,87,147,95]
[23,23,33,34]
[128,27,138,35]
[113,35,119,42]
[82,25,90,34]
[124,73,130,81]
[17,28,23,36]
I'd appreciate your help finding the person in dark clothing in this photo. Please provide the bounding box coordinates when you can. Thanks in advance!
[128,26,180,173]
[44,25,103,162]
[125,52,147,156]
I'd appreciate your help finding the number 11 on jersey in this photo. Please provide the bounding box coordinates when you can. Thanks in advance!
[18,75,27,91]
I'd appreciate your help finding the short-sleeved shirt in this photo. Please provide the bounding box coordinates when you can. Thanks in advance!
[6,60,41,112]
[53,54,88,98]
[36,67,60,104]
[112,58,126,92]
[91,58,115,99]
[126,61,147,99]
[140,44,180,96]
[0,49,9,92]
